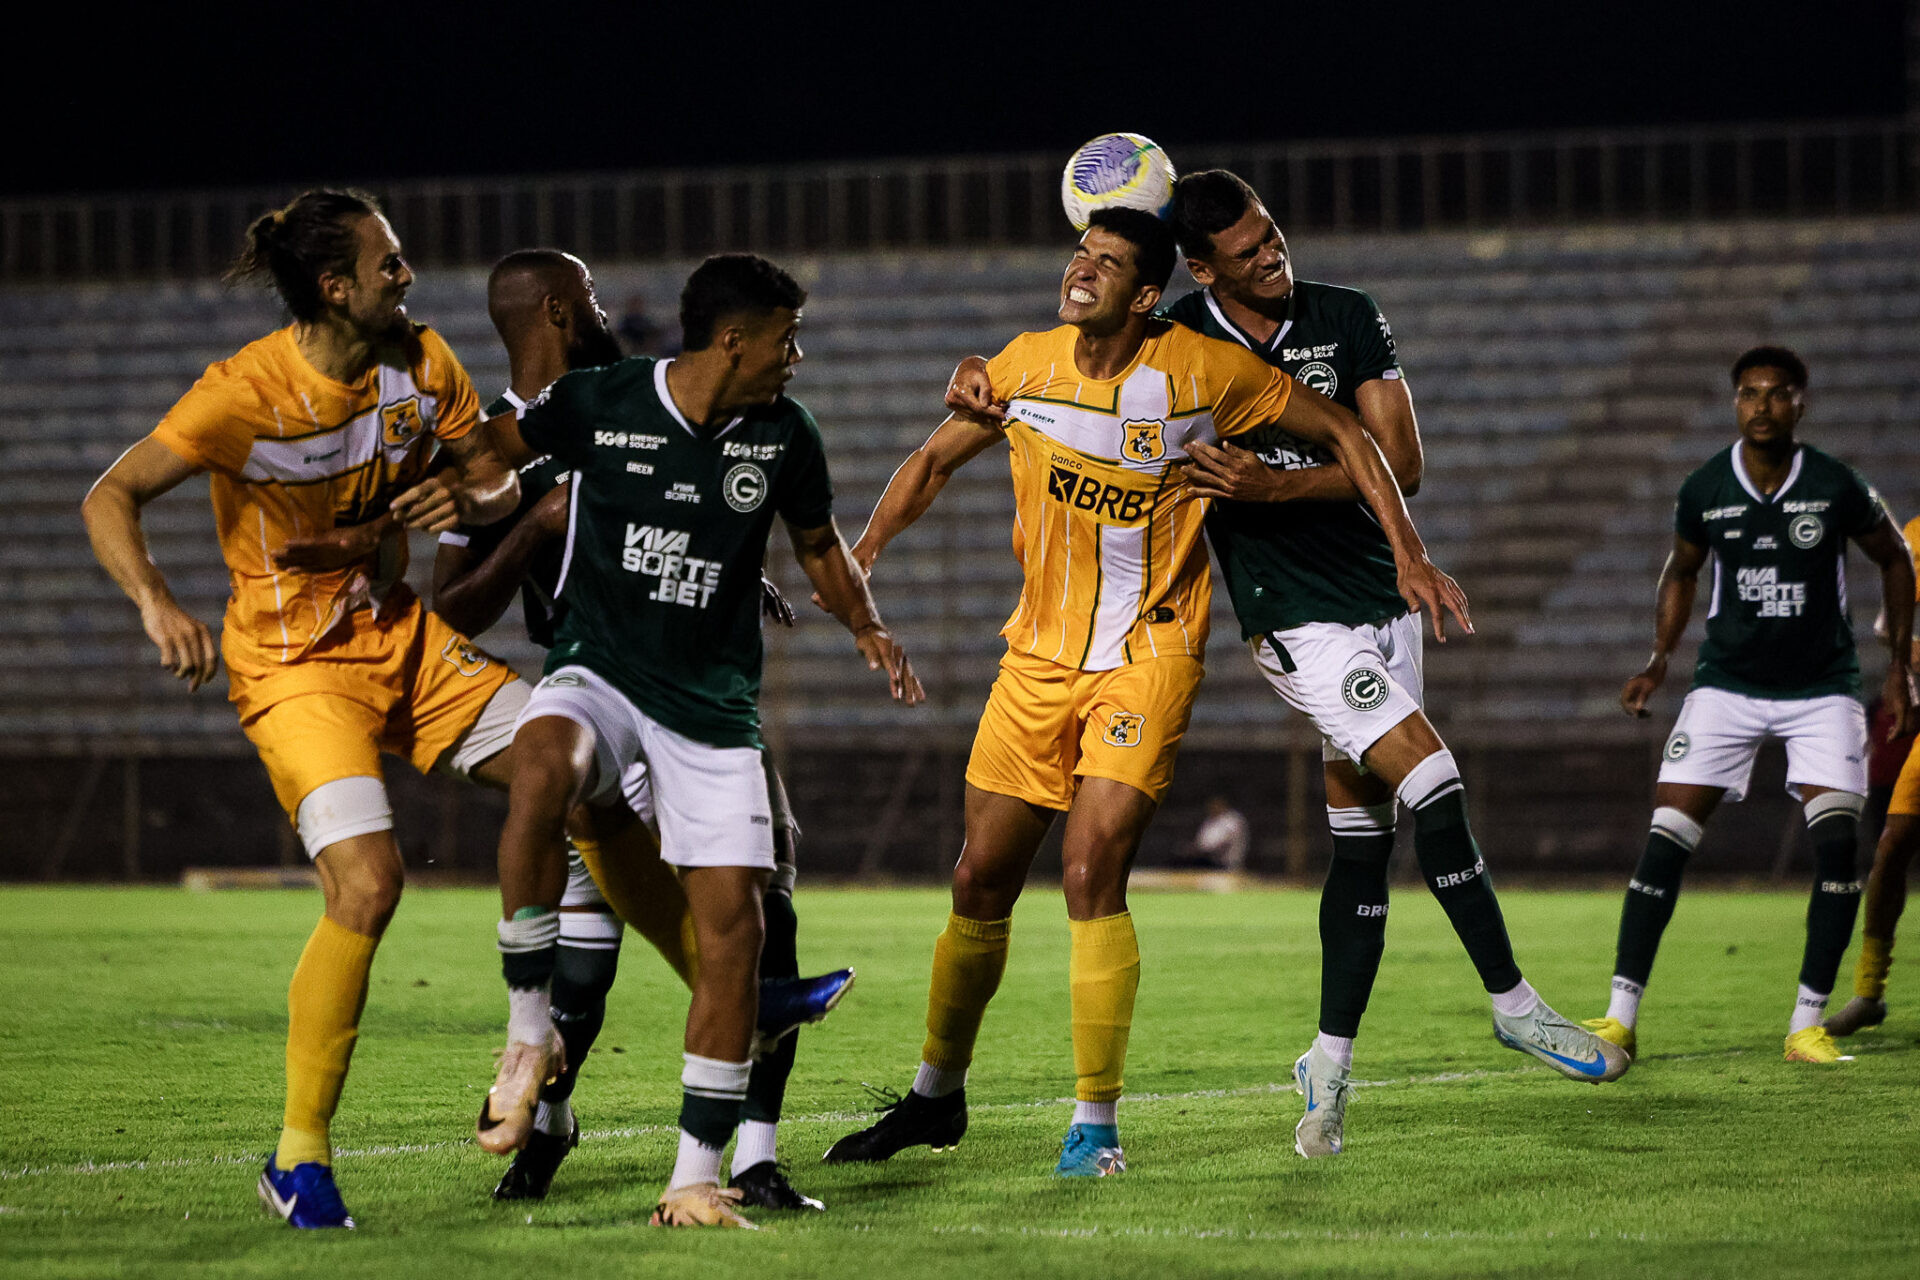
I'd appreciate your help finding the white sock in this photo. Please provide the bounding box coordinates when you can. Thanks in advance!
[533,1098,572,1137]
[1071,1099,1117,1129]
[730,1119,779,1176]
[1315,1032,1355,1071]
[1789,984,1827,1034]
[1606,976,1644,1027]
[669,1130,724,1190]
[912,1061,966,1098]
[507,985,552,1046]
[1490,978,1541,1018]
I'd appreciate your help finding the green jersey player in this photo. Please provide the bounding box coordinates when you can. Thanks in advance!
[1586,345,1914,1065]
[485,253,923,1229]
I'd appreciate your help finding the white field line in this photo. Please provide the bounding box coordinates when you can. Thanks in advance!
[0,1044,1791,1185]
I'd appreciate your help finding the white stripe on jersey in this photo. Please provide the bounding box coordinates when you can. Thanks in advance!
[1088,523,1147,667]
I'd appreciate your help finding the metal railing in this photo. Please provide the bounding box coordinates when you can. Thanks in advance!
[2,118,1913,282]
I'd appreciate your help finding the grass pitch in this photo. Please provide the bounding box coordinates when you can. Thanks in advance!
[2,885,1916,1278]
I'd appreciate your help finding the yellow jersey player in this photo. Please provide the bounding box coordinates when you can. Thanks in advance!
[1828,512,1920,1037]
[81,190,523,1229]
[823,208,1466,1176]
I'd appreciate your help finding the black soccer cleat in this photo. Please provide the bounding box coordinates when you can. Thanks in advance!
[821,1087,967,1163]
[491,1113,580,1201]
[729,1160,825,1211]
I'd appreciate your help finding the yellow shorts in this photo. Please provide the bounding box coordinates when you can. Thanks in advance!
[1889,740,1920,817]
[965,648,1202,810]
[227,592,516,819]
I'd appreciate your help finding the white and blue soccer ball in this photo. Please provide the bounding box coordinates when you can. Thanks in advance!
[1060,132,1177,231]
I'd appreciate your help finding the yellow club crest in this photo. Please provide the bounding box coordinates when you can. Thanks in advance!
[1120,418,1166,464]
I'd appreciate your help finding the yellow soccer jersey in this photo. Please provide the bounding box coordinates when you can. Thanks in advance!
[984,322,1292,669]
[151,324,480,662]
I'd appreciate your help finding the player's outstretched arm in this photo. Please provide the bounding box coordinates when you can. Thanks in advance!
[390,415,522,533]
[1621,535,1707,718]
[1855,512,1916,738]
[789,518,925,705]
[1272,384,1471,641]
[850,415,1005,570]
[431,482,572,638]
[81,437,220,692]
[1184,376,1423,505]
[943,356,1008,423]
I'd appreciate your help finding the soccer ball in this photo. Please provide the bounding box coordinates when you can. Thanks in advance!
[1060,133,1177,231]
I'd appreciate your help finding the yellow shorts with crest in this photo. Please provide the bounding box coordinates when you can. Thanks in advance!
[965,647,1202,810]
[226,589,516,820]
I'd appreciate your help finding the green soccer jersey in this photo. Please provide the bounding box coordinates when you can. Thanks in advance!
[1158,281,1406,633]
[517,357,834,748]
[445,389,572,647]
[1676,442,1883,699]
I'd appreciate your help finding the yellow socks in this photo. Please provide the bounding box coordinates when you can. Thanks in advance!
[921,913,1012,1072]
[277,915,379,1170]
[1855,934,1893,1000]
[1069,912,1140,1104]
[574,829,700,988]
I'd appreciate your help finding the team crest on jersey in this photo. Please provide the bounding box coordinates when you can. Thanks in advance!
[1664,732,1690,762]
[382,397,425,448]
[1103,711,1146,748]
[1342,668,1389,711]
[1296,361,1338,397]
[1788,515,1824,548]
[724,462,768,512]
[1120,419,1166,464]
[439,636,491,677]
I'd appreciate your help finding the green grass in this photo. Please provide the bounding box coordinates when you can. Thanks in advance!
[2,885,1916,1278]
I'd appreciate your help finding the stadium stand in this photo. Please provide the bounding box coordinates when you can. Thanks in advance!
[3,215,1915,878]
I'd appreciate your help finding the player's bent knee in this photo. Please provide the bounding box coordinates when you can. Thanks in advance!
[313,832,405,933]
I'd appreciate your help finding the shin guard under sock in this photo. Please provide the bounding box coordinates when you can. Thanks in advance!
[1068,912,1140,1105]
[744,888,800,1124]
[1614,808,1701,993]
[1402,760,1521,995]
[921,913,1011,1073]
[279,916,379,1169]
[1801,795,1866,995]
[1319,804,1395,1038]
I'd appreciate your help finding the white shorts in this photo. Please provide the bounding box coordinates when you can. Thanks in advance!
[1658,687,1867,802]
[1250,614,1424,767]
[617,749,798,849]
[517,664,776,871]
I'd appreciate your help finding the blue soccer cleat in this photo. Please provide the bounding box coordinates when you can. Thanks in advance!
[1054,1122,1126,1178]
[258,1156,355,1229]
[757,968,855,1043]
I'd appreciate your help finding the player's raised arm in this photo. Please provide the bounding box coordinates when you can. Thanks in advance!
[850,413,1006,570]
[388,419,520,533]
[1267,383,1471,641]
[81,436,220,691]
[1854,510,1916,738]
[788,517,924,705]
[1621,534,1709,718]
[1184,376,1423,504]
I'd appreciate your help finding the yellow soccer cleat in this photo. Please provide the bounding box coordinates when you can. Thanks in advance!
[650,1182,759,1229]
[476,1028,566,1155]
[1581,1016,1637,1060]
[1783,1026,1853,1064]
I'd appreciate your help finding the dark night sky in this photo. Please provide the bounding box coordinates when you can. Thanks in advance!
[9,1,1908,198]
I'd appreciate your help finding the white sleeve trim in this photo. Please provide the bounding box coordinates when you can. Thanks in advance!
[438,531,471,547]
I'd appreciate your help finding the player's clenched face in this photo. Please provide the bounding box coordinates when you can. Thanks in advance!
[728,307,804,403]
[563,261,625,370]
[1188,202,1292,306]
[1059,228,1158,336]
[338,214,414,341]
[1734,365,1805,447]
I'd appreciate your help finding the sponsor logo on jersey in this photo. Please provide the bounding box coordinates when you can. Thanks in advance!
[665,482,701,504]
[1736,565,1806,616]
[1781,500,1829,514]
[1120,418,1166,463]
[1281,343,1339,361]
[1046,464,1150,526]
[439,636,491,677]
[1664,732,1690,761]
[1295,361,1338,397]
[724,463,768,512]
[593,430,669,450]
[1251,428,1332,471]
[723,441,783,461]
[1342,668,1389,711]
[1102,711,1146,747]
[1788,514,1824,548]
[381,398,424,447]
[626,461,655,476]
[1751,535,1777,549]
[622,524,720,608]
[1703,505,1747,521]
